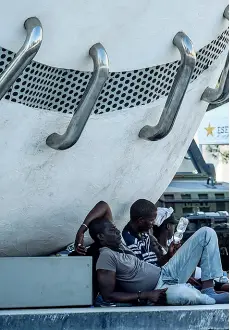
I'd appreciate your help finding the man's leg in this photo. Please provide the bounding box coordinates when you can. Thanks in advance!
[157,227,228,303]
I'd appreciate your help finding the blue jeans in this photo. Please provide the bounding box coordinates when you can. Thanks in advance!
[156,227,223,288]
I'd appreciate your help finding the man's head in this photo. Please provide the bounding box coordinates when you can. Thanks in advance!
[153,214,178,240]
[130,199,157,232]
[88,217,121,249]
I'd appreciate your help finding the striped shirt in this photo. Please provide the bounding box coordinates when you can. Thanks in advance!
[122,224,159,265]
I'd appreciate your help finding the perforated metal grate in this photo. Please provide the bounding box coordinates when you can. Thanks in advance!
[0,29,228,115]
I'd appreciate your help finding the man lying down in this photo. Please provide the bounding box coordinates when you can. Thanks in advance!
[88,218,229,306]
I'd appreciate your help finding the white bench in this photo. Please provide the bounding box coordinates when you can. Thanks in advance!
[0,257,92,308]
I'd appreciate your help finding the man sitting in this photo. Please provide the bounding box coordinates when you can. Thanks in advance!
[122,199,229,295]
[153,213,229,293]
[69,201,113,300]
[122,199,178,266]
[90,218,229,304]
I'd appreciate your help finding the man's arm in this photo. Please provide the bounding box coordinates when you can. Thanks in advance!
[98,269,139,302]
[97,269,167,304]
[157,254,170,266]
[127,233,169,266]
[82,201,113,226]
[157,242,182,266]
[75,201,112,253]
[148,234,168,266]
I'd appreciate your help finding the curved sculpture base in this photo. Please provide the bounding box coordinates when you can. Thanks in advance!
[0,53,225,256]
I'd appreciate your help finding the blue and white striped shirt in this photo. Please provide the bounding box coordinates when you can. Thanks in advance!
[122,224,158,266]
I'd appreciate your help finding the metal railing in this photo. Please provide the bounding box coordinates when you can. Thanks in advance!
[139,31,196,141]
[201,54,229,105]
[201,5,229,107]
[0,17,42,100]
[46,43,109,150]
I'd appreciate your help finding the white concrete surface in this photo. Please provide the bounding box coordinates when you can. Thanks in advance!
[0,51,226,256]
[0,257,92,308]
[0,304,228,330]
[0,304,228,315]
[0,0,228,71]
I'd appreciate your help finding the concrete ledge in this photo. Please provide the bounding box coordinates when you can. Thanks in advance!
[0,257,92,308]
[0,305,228,330]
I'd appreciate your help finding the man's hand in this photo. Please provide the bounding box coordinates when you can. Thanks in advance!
[142,288,167,305]
[76,243,87,256]
[75,231,87,255]
[98,270,167,304]
[149,234,164,259]
[168,242,181,258]
[74,201,112,254]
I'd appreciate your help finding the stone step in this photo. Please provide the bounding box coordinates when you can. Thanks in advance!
[0,305,228,330]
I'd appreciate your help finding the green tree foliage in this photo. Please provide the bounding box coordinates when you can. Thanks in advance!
[206,145,229,164]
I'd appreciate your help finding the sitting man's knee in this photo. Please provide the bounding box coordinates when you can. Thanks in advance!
[197,226,217,240]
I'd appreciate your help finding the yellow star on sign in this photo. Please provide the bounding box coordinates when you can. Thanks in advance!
[205,123,215,136]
